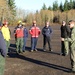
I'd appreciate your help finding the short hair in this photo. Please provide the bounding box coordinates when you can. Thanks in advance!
[69,20,75,23]
[62,21,66,24]
[69,20,75,26]
[33,20,36,24]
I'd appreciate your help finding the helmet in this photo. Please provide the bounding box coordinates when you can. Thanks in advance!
[22,22,25,25]
[18,20,22,24]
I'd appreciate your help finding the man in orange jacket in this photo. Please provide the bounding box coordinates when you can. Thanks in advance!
[29,21,41,52]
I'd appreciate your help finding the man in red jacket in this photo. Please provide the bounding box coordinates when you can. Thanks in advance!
[15,21,24,53]
[29,20,41,52]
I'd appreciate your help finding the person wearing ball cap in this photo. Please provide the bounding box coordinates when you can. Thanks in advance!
[14,20,22,42]
[15,20,24,54]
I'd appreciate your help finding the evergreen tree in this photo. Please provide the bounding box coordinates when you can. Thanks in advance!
[64,0,68,11]
[53,0,59,11]
[68,0,73,10]
[8,0,16,16]
[59,2,64,12]
[70,0,73,8]
[42,3,47,10]
[48,6,52,10]
[73,0,75,9]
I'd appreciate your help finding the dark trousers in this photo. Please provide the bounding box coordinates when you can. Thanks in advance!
[61,41,65,55]
[31,37,38,50]
[43,36,51,50]
[23,38,27,51]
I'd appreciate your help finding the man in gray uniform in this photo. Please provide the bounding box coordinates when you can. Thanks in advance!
[0,21,6,75]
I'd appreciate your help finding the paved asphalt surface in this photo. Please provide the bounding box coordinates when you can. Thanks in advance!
[4,25,75,75]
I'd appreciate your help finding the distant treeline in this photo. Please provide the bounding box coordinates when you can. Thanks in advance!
[1,0,75,25]
[42,0,75,12]
[17,0,75,25]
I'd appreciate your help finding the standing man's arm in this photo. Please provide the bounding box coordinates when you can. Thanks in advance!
[65,29,75,42]
[66,25,71,37]
[42,28,45,35]
[0,32,6,57]
[66,25,70,33]
[38,27,41,35]
[50,27,52,34]
[60,26,62,38]
[29,27,33,35]
[26,29,28,37]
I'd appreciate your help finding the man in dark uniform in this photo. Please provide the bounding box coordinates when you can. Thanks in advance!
[60,21,70,56]
[0,21,6,75]
[42,22,52,51]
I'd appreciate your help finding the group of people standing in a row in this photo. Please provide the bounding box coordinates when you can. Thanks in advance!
[0,19,75,75]
[11,20,75,73]
[0,20,53,75]
[15,20,75,73]
[14,20,52,54]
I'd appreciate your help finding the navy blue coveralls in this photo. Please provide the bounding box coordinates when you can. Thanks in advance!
[42,26,52,51]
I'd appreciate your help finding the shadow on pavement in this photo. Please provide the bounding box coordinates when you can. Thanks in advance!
[8,43,70,73]
[9,43,60,55]
[9,44,31,52]
[8,53,71,73]
[37,48,60,55]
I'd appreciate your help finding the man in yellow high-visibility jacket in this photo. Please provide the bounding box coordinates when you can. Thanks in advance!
[1,21,10,55]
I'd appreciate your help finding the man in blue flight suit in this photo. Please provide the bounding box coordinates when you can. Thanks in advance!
[42,21,52,51]
[0,21,6,75]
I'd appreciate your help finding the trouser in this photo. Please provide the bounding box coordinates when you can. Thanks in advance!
[16,38,23,53]
[70,47,75,71]
[31,37,38,50]
[23,38,27,51]
[61,40,69,55]
[5,40,10,54]
[0,55,5,75]
[15,36,17,45]
[43,36,51,50]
